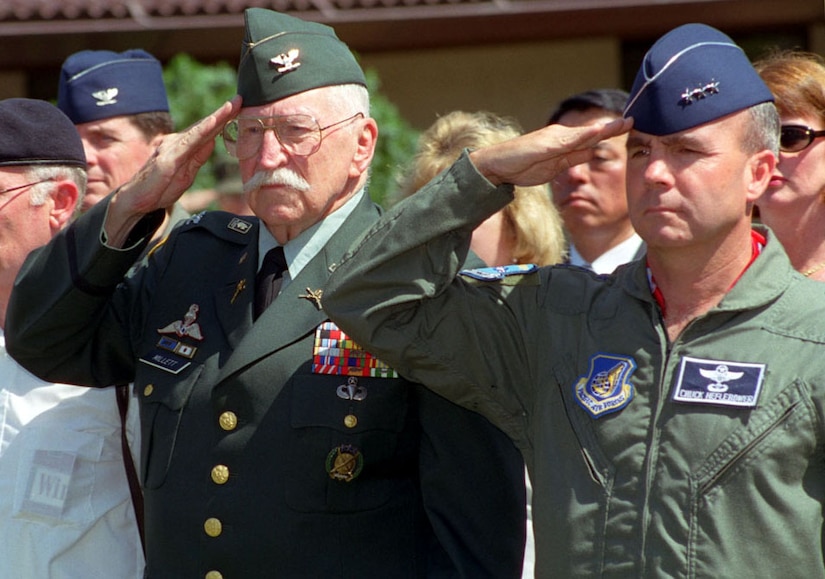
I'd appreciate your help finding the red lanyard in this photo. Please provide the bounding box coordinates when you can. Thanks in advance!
[648,230,766,316]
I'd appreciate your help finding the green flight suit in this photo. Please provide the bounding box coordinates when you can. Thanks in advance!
[324,152,825,578]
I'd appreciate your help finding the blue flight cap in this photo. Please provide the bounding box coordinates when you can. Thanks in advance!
[623,23,774,136]
[57,49,170,124]
[0,98,86,168]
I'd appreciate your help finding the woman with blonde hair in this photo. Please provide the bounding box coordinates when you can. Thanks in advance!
[755,50,825,280]
[396,110,566,267]
[395,110,565,578]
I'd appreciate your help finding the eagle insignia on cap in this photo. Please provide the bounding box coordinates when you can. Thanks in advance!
[92,88,119,107]
[270,49,301,73]
[679,81,720,107]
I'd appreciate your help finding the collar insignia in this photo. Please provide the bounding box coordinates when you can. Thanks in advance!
[299,287,323,310]
[574,353,636,419]
[92,88,119,106]
[270,49,301,73]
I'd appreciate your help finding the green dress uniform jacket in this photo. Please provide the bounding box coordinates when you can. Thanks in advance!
[5,191,526,578]
[323,152,825,578]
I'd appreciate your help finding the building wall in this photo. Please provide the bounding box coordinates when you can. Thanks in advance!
[361,37,622,132]
[0,71,26,101]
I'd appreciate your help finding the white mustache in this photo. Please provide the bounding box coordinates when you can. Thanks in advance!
[244,168,310,194]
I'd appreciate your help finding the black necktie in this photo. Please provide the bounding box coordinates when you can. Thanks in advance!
[254,246,287,319]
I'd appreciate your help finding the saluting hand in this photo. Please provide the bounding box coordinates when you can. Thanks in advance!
[469,117,633,187]
[104,96,243,247]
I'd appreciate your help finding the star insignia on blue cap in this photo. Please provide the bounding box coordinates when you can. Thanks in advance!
[679,80,720,107]
[92,88,119,106]
[270,49,301,73]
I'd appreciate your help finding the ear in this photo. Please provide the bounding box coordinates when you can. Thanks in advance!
[746,149,776,204]
[49,179,80,233]
[349,118,378,179]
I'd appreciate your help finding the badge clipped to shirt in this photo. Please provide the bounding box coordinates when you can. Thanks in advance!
[574,353,637,419]
[672,356,765,408]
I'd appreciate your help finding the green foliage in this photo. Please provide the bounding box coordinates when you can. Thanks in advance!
[363,68,420,207]
[162,54,237,190]
[161,55,419,203]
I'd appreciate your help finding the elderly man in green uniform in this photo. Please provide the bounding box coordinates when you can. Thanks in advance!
[5,8,527,578]
[321,24,825,577]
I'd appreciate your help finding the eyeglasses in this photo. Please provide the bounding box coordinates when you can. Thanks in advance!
[223,113,364,160]
[779,125,825,153]
[0,178,54,212]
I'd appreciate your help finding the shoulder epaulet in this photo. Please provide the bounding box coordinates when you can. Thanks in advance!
[459,263,539,285]
[176,210,257,242]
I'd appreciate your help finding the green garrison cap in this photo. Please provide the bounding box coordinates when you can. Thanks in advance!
[237,8,367,107]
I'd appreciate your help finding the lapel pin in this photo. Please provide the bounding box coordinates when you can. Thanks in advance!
[231,279,247,304]
[299,287,323,310]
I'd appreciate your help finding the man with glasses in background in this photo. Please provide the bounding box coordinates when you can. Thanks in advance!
[0,99,144,577]
[5,9,526,577]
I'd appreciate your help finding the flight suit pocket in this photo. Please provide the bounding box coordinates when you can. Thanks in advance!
[686,380,816,576]
[136,365,203,489]
[690,380,814,498]
[552,358,616,490]
[285,374,411,513]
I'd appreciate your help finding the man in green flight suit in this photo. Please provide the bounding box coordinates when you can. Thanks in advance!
[5,8,527,578]
[322,23,825,578]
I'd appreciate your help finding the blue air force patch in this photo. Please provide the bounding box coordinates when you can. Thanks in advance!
[574,353,637,418]
[672,356,765,408]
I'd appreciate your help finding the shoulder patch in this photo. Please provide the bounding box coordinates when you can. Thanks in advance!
[459,263,539,285]
[176,210,258,244]
[574,353,636,418]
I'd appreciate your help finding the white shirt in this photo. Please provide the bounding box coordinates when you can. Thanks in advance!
[569,232,645,275]
[0,331,143,578]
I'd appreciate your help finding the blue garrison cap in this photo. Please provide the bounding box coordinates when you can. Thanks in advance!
[624,23,774,136]
[57,49,170,124]
[237,8,366,107]
[0,98,86,168]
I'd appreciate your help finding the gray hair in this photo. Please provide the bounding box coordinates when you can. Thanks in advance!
[25,165,87,210]
[744,101,780,157]
[324,84,370,117]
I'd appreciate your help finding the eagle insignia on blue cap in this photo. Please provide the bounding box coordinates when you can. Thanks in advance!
[270,49,301,73]
[58,49,169,124]
[92,88,119,107]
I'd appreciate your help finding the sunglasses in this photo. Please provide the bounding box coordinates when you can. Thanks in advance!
[779,125,825,153]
